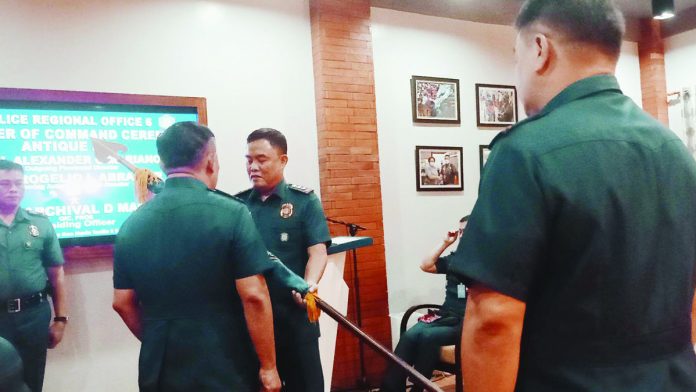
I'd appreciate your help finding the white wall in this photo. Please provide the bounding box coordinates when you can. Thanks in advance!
[0,0,320,195]
[0,1,318,391]
[665,28,696,144]
[371,8,515,316]
[371,8,643,321]
[48,260,139,392]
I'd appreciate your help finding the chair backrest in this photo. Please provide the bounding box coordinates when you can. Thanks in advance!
[399,303,465,392]
[400,304,442,336]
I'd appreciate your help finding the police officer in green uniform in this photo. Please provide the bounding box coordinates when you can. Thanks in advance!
[0,160,68,392]
[382,216,469,392]
[450,1,696,391]
[112,122,281,392]
[237,128,331,392]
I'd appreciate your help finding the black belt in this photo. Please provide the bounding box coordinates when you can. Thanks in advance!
[4,291,47,313]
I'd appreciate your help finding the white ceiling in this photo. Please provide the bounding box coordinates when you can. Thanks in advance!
[370,0,696,41]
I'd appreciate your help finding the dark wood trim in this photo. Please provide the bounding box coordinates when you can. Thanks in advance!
[0,87,207,124]
[479,144,491,173]
[415,145,464,192]
[411,75,461,125]
[475,83,517,128]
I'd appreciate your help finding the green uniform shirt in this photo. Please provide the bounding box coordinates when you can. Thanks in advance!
[434,252,467,317]
[113,177,274,391]
[450,75,696,391]
[0,208,64,300]
[237,180,331,343]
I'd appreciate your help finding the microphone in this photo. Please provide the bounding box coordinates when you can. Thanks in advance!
[326,217,366,236]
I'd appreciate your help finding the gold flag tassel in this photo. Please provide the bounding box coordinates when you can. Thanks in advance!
[305,292,321,323]
[134,168,159,204]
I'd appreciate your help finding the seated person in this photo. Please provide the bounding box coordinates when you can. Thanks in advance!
[381,216,469,392]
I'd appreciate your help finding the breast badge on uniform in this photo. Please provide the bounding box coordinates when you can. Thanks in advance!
[280,232,289,242]
[280,202,294,219]
[29,225,40,237]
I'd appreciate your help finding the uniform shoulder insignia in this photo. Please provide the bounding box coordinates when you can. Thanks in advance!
[489,123,519,148]
[210,188,244,203]
[234,188,253,197]
[489,131,506,149]
[288,184,313,194]
[25,209,48,218]
[233,188,253,202]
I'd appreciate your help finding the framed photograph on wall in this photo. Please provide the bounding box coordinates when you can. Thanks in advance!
[415,146,464,191]
[479,145,491,172]
[411,76,461,124]
[476,83,518,127]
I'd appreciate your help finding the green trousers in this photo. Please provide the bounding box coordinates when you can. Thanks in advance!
[381,317,461,392]
[277,337,324,392]
[0,301,51,392]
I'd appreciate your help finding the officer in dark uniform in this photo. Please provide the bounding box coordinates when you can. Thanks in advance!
[0,160,68,392]
[450,1,696,391]
[440,155,458,185]
[112,122,281,392]
[237,128,331,392]
[382,216,469,392]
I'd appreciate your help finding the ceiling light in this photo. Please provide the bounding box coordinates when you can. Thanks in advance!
[653,0,675,20]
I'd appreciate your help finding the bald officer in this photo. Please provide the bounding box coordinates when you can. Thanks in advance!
[237,128,331,392]
[450,1,696,391]
[0,159,68,392]
[112,122,281,391]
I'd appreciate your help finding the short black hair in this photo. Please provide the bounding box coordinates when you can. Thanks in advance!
[0,159,23,173]
[460,215,470,223]
[515,0,625,58]
[156,122,215,170]
[247,128,288,154]
[428,157,435,162]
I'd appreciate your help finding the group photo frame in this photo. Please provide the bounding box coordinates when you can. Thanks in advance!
[411,76,461,124]
[415,145,464,191]
[475,83,518,127]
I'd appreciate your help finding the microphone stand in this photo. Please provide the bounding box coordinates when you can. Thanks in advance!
[327,217,366,237]
[326,217,369,390]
